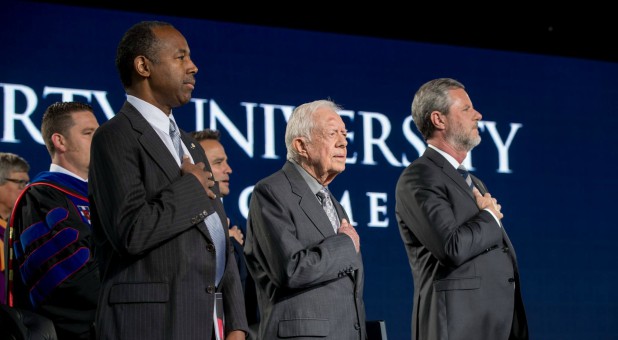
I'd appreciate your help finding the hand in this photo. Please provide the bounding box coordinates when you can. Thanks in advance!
[225,330,246,340]
[337,219,360,253]
[180,156,217,199]
[473,188,503,220]
[227,218,244,245]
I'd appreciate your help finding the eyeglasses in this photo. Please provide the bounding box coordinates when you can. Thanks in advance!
[3,178,29,188]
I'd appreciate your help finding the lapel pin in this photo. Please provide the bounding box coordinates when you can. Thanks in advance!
[190,143,195,149]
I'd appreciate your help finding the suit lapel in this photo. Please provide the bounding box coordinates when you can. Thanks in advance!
[470,175,487,195]
[282,162,336,237]
[181,131,228,243]
[122,102,226,244]
[122,102,181,182]
[331,195,348,223]
[425,148,476,200]
[424,147,517,268]
[182,134,200,161]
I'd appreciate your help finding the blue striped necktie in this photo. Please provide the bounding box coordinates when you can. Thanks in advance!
[457,165,475,192]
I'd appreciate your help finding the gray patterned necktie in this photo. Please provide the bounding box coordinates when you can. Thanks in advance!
[205,213,226,286]
[457,164,475,192]
[169,119,183,160]
[316,187,340,232]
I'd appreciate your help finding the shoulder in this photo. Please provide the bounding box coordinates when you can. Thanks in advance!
[398,156,437,183]
[22,182,67,201]
[256,167,288,187]
[95,111,129,135]
[253,173,283,197]
[16,183,82,213]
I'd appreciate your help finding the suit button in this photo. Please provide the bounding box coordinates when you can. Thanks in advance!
[207,285,215,294]
[207,244,215,252]
[508,278,515,283]
[354,323,360,330]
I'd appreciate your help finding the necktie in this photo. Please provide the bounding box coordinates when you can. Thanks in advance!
[316,187,340,232]
[457,165,475,191]
[169,119,183,160]
[205,213,226,286]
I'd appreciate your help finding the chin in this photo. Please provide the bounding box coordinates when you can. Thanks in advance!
[332,165,346,173]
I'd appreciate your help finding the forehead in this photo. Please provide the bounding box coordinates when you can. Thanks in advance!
[153,26,188,51]
[448,88,471,107]
[199,139,225,153]
[7,170,28,178]
[314,107,344,127]
[70,110,99,127]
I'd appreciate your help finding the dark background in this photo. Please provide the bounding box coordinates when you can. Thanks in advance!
[4,2,618,339]
[32,0,618,64]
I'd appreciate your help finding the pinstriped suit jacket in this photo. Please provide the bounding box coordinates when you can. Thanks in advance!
[244,161,366,340]
[89,102,248,340]
[395,147,528,340]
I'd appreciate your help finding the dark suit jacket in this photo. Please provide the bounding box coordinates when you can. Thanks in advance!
[395,147,528,340]
[89,102,248,340]
[231,233,259,340]
[244,161,366,340]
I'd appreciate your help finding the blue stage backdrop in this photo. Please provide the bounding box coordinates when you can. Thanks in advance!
[2,2,617,339]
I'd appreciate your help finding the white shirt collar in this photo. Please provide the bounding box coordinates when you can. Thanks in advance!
[49,163,87,182]
[127,95,178,133]
[428,144,460,169]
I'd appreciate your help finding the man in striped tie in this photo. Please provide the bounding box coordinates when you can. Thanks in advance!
[395,78,528,340]
[89,21,248,340]
[244,99,365,340]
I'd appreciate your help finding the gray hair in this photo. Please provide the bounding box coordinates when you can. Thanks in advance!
[285,99,342,162]
[0,152,30,185]
[411,78,465,141]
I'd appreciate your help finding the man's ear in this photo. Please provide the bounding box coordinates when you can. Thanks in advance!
[135,55,150,77]
[430,111,446,130]
[51,132,66,152]
[293,137,308,158]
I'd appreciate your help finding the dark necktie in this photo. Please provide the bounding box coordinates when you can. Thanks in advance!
[169,119,183,160]
[316,187,339,232]
[457,165,475,192]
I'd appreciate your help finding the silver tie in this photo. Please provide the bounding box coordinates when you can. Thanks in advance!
[206,213,226,287]
[317,187,340,232]
[169,119,183,160]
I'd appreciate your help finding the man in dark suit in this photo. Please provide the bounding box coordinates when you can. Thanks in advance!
[395,78,528,340]
[244,99,366,340]
[89,21,248,340]
[191,128,260,339]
